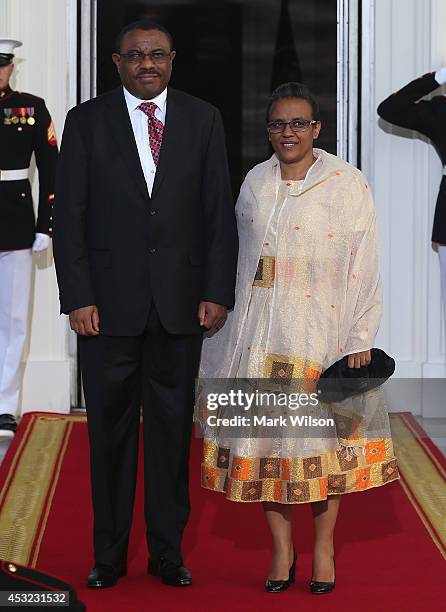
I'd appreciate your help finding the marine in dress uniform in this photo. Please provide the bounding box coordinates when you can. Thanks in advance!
[0,39,58,439]
[378,68,446,356]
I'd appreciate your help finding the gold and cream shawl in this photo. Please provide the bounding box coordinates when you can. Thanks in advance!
[199,149,385,451]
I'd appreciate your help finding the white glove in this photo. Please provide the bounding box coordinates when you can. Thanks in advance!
[32,233,50,252]
[435,66,446,86]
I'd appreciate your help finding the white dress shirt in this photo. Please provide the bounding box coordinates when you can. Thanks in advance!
[123,86,167,196]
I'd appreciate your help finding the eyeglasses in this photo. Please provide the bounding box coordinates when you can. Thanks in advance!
[119,50,173,64]
[267,118,317,134]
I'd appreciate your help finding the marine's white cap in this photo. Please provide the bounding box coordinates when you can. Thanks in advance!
[0,39,22,65]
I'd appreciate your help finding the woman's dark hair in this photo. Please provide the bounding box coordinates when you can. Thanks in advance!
[266,82,320,122]
[115,19,174,53]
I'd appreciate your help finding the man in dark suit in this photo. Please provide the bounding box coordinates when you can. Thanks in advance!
[53,20,238,589]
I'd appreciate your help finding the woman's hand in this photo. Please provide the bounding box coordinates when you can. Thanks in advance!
[347,350,371,369]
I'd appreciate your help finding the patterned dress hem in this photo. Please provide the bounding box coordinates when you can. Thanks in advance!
[201,437,400,504]
[201,469,400,504]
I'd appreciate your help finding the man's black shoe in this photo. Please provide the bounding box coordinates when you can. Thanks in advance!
[0,414,17,440]
[148,558,192,586]
[87,564,126,588]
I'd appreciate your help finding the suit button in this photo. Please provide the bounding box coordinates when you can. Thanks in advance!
[20,192,26,198]
[149,248,156,254]
[149,209,157,216]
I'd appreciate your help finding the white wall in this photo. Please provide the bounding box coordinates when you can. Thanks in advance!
[0,0,77,413]
[364,0,446,416]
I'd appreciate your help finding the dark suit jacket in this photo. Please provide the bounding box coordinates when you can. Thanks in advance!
[53,86,238,335]
[377,72,446,242]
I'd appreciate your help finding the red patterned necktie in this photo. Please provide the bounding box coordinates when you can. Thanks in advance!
[138,101,164,166]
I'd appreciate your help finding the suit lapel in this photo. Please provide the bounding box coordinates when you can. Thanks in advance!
[151,88,182,199]
[104,87,149,201]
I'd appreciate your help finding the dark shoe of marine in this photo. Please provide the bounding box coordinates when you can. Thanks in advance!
[0,414,17,439]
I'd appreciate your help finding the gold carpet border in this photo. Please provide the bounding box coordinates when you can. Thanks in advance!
[390,414,446,560]
[30,422,73,567]
[0,414,85,566]
[0,415,34,508]
[398,477,446,561]
[397,413,446,479]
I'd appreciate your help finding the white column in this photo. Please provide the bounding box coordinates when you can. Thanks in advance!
[0,2,11,26]
[365,0,445,416]
[3,0,77,413]
[425,0,446,378]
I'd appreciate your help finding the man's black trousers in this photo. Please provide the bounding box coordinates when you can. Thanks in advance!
[79,303,203,569]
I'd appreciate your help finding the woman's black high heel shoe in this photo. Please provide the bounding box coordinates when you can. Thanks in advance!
[265,547,297,593]
[310,558,335,594]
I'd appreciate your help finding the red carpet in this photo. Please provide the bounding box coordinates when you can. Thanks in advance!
[0,412,445,611]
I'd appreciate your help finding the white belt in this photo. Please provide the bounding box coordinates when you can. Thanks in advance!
[0,168,29,181]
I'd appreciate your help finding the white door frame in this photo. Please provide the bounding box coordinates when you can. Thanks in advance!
[80,0,98,102]
[360,0,375,180]
[337,0,360,165]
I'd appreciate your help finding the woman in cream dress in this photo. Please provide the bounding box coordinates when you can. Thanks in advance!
[197,83,399,594]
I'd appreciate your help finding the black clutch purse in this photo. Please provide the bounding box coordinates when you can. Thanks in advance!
[317,348,395,403]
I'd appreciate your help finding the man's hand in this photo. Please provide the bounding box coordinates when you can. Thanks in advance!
[198,301,227,331]
[69,305,100,336]
[32,233,50,253]
[348,350,371,369]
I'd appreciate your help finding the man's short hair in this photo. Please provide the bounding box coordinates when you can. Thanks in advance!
[115,19,174,53]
